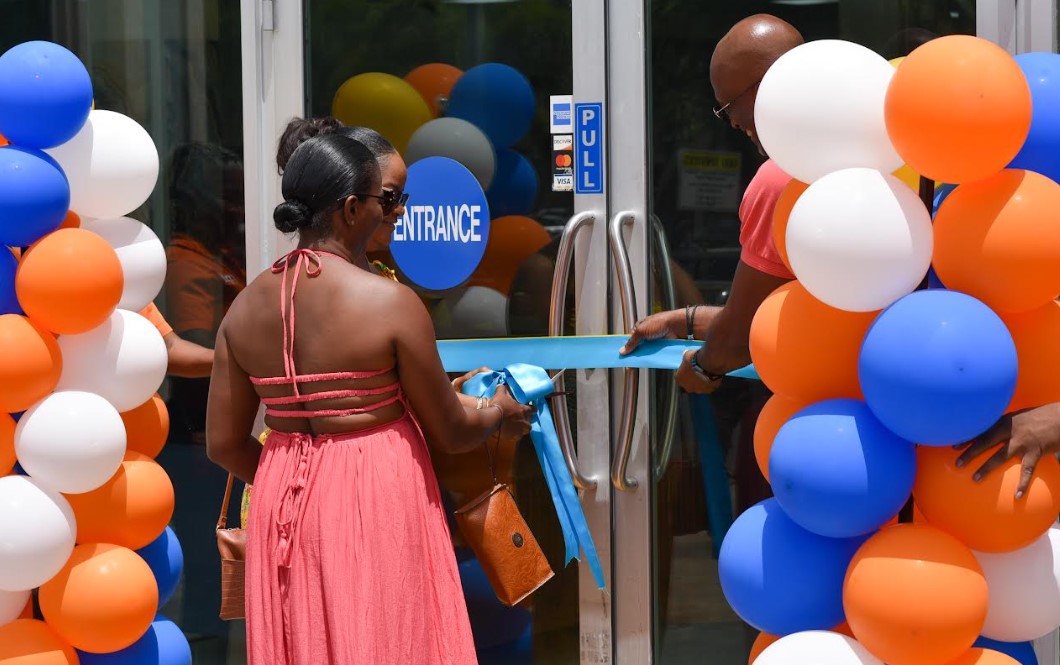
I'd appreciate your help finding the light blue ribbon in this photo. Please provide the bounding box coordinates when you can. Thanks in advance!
[463,364,607,590]
[439,335,759,379]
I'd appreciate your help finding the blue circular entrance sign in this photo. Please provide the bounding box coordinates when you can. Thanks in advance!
[390,156,490,291]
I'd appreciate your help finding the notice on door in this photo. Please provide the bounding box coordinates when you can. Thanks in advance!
[677,149,741,212]
[552,134,574,192]
[575,102,603,194]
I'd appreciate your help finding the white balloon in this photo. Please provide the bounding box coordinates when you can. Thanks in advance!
[0,475,76,591]
[0,588,30,627]
[755,40,903,183]
[15,391,127,495]
[755,631,884,665]
[45,110,160,219]
[81,217,166,312]
[975,525,1060,642]
[786,168,932,312]
[405,117,496,189]
[56,308,167,412]
[432,286,508,338]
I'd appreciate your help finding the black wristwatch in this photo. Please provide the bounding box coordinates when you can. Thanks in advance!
[689,350,724,382]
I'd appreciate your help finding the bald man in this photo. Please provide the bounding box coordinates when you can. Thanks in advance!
[622,14,803,393]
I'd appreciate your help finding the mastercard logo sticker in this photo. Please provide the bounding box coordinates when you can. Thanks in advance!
[555,154,572,168]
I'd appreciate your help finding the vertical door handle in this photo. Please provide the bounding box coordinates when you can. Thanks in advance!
[650,215,680,481]
[608,211,640,492]
[549,211,598,490]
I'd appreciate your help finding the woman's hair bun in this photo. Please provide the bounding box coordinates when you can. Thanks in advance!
[273,198,313,233]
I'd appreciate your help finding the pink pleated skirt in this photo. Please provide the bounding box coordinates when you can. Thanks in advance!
[245,413,478,664]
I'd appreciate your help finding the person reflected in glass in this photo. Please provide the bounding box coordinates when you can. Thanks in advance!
[207,134,530,664]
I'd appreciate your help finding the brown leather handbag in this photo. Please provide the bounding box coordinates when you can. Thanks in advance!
[453,434,554,607]
[216,473,246,621]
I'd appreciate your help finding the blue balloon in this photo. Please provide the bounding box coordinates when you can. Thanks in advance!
[859,290,1017,446]
[77,615,191,665]
[0,146,70,247]
[0,41,93,149]
[718,498,867,635]
[486,150,538,218]
[0,247,19,315]
[926,266,947,289]
[446,63,535,148]
[136,527,184,608]
[973,636,1038,664]
[1009,52,1060,184]
[770,399,916,538]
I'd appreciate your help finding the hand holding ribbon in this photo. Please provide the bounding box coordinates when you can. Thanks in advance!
[463,364,607,590]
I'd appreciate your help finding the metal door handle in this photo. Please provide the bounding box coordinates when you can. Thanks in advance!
[608,211,639,492]
[548,211,598,490]
[650,215,680,481]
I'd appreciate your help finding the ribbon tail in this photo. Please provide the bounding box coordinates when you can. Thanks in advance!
[527,411,579,563]
[534,402,606,590]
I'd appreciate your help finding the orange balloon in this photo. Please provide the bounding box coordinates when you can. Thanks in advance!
[934,170,1060,314]
[947,649,1021,665]
[748,632,780,663]
[1002,301,1060,412]
[914,445,1060,553]
[121,394,170,458]
[749,282,876,402]
[39,543,157,654]
[404,63,464,117]
[58,211,80,230]
[16,228,123,334]
[885,35,1032,184]
[771,179,809,273]
[0,413,14,476]
[19,596,32,619]
[66,452,175,550]
[0,133,7,147]
[0,314,62,412]
[467,215,552,295]
[0,619,77,664]
[844,524,988,665]
[753,393,809,482]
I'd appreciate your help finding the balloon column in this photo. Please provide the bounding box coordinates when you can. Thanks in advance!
[0,41,189,664]
[723,35,1060,665]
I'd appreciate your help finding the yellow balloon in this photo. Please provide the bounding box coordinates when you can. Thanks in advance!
[889,56,905,69]
[332,72,432,155]
[893,163,921,191]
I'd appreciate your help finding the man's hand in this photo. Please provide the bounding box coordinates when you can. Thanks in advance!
[956,402,1060,499]
[675,349,722,394]
[620,309,689,355]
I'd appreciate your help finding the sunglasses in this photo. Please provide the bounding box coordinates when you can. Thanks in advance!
[340,189,410,215]
[713,79,762,124]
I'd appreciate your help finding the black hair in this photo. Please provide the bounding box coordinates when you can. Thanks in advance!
[336,126,398,163]
[276,116,344,175]
[273,134,381,235]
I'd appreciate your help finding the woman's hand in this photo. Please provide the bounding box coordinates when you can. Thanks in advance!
[956,402,1060,499]
[491,385,533,441]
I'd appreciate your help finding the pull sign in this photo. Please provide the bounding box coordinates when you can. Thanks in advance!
[575,103,603,194]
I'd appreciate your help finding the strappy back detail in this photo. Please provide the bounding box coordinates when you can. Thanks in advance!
[250,248,402,419]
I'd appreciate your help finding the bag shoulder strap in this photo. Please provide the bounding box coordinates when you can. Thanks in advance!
[218,473,235,530]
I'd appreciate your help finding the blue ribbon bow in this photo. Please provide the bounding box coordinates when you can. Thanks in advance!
[463,364,607,590]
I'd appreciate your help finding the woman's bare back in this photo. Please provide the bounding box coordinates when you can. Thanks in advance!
[222,254,410,434]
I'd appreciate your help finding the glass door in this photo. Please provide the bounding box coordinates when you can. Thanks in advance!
[242,1,612,663]
[618,1,1039,664]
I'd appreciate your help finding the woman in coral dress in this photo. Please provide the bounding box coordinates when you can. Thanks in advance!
[206,133,530,664]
